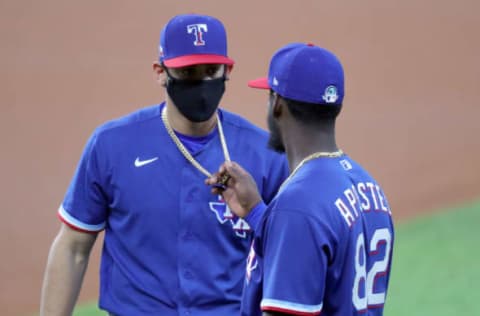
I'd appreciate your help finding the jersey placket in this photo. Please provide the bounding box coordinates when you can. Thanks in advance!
[177,160,203,313]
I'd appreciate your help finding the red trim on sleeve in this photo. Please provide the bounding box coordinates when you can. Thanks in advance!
[261,306,321,316]
[57,213,101,235]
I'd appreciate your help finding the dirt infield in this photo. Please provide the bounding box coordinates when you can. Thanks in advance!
[1,1,479,314]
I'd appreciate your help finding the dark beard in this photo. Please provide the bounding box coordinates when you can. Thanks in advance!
[267,110,285,153]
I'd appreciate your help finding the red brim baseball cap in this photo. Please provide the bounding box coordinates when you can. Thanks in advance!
[248,77,270,89]
[248,43,344,104]
[163,54,235,68]
[159,14,235,68]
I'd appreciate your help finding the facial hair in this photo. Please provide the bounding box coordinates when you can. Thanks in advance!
[267,107,285,153]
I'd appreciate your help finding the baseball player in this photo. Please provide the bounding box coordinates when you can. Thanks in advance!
[207,43,395,315]
[39,14,288,316]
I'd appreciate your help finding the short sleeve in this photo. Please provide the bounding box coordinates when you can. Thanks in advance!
[58,130,108,233]
[260,210,332,315]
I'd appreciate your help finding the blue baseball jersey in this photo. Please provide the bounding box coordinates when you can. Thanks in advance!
[58,102,289,316]
[242,155,394,316]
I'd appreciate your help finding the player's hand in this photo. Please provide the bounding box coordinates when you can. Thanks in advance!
[205,161,262,218]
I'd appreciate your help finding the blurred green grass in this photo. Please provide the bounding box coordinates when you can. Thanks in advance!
[70,199,480,316]
[72,304,107,316]
[385,199,480,315]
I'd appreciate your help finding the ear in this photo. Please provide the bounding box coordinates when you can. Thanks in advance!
[152,61,166,85]
[271,94,284,119]
[225,64,234,80]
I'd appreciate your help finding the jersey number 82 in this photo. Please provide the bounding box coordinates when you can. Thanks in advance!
[352,228,392,311]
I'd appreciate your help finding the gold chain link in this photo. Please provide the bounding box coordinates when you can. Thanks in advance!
[281,150,344,189]
[161,106,231,178]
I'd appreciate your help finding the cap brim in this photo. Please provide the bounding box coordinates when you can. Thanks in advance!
[163,54,234,68]
[248,77,270,89]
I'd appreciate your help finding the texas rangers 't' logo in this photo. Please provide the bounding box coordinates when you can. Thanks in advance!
[187,23,208,46]
[209,195,251,238]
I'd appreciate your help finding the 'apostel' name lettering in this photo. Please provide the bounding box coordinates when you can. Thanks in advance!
[335,182,391,228]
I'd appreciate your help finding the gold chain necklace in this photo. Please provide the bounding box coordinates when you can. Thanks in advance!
[161,106,231,178]
[281,149,344,189]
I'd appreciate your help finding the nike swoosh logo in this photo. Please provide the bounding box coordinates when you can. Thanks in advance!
[134,157,159,167]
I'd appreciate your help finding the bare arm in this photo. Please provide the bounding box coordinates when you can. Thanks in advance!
[40,223,98,316]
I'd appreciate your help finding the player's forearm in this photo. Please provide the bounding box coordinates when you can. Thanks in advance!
[40,228,96,316]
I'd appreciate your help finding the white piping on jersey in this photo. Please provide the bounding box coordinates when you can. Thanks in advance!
[58,205,105,232]
[261,298,323,314]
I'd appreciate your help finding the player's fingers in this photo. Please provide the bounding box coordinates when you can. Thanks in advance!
[210,187,222,195]
[222,161,246,179]
[217,172,231,187]
[205,172,220,185]
[208,161,249,189]
[216,162,229,175]
[205,176,214,185]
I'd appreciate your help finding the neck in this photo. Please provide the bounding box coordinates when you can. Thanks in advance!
[284,126,338,172]
[165,102,217,136]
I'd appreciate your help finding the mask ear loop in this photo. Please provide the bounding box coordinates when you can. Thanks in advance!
[161,62,175,85]
[222,65,229,81]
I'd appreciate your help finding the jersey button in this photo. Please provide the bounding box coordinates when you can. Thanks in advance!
[186,189,198,202]
[182,231,194,240]
[184,270,194,279]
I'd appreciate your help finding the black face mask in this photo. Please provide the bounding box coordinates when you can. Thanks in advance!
[166,76,226,122]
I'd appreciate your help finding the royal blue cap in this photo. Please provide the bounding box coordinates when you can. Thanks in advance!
[159,14,235,68]
[248,43,344,105]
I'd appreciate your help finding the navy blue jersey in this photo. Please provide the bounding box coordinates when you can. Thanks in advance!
[58,103,288,316]
[242,155,394,316]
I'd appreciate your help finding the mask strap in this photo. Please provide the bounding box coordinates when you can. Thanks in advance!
[161,63,176,84]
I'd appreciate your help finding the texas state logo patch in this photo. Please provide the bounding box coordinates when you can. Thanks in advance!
[209,195,251,238]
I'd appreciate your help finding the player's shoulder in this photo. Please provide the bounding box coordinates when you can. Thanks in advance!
[272,157,355,212]
[341,155,381,185]
[268,172,346,234]
[265,186,333,235]
[93,103,161,138]
[219,108,269,138]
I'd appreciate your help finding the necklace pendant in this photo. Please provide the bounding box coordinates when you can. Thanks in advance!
[219,173,230,185]
[212,172,230,191]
